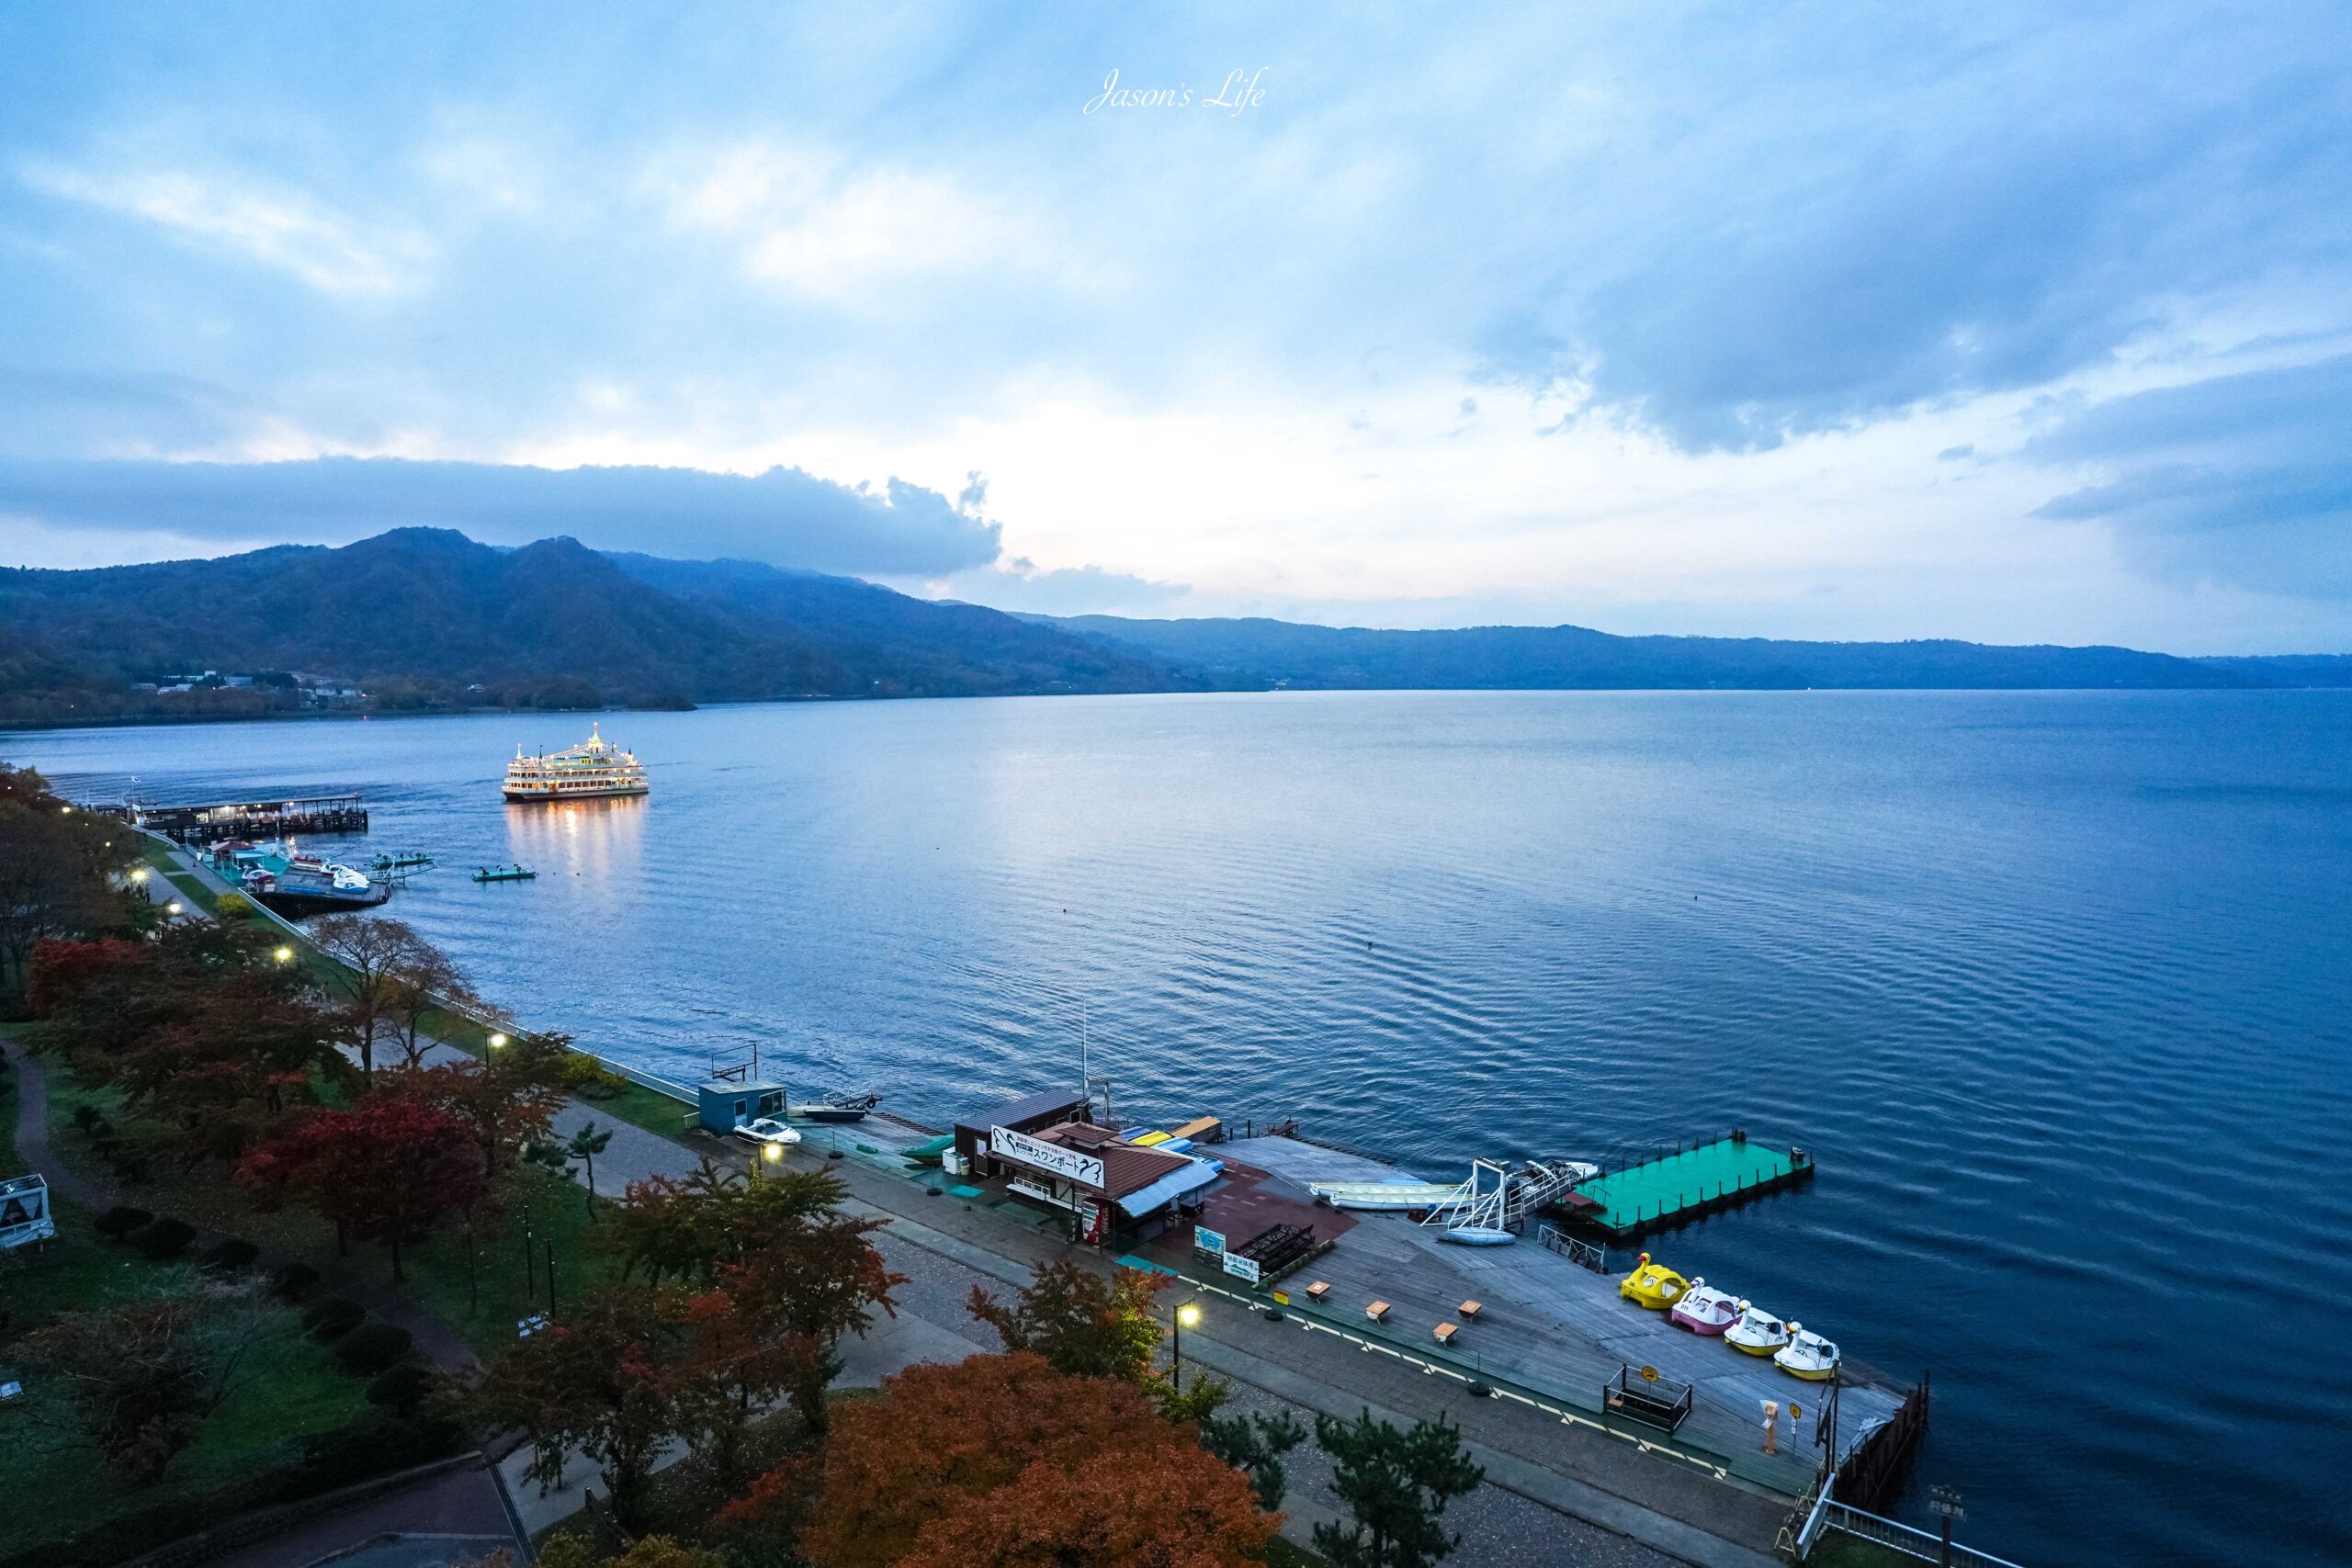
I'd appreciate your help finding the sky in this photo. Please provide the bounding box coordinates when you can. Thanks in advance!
[1,4,2347,653]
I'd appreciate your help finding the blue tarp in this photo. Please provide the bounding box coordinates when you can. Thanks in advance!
[1114,1157,1220,1217]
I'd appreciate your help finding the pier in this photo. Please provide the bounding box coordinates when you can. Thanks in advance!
[1553,1131,1815,1239]
[114,792,370,845]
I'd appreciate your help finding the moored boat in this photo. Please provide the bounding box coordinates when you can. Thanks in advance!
[1668,1279,1740,1334]
[1618,1252,1689,1309]
[1774,1325,1840,1380]
[1724,1301,1792,1356]
[789,1091,880,1123]
[1438,1224,1516,1247]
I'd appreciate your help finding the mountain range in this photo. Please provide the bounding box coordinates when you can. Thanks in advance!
[0,528,2342,727]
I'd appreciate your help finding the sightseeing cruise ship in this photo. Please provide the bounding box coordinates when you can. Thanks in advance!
[503,724,650,802]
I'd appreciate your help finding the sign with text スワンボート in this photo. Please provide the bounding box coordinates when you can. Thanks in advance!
[1223,1251,1261,1283]
[991,1126,1106,1189]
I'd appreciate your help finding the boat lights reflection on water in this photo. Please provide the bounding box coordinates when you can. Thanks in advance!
[502,793,646,883]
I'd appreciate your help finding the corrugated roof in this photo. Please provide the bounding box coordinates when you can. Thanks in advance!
[956,1089,1090,1139]
[1025,1122,1196,1200]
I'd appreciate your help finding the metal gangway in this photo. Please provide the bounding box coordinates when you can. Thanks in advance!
[1417,1157,1598,1235]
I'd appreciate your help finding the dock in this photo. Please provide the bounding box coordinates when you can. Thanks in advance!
[1168,1134,1909,1500]
[107,793,370,845]
[1553,1132,1814,1239]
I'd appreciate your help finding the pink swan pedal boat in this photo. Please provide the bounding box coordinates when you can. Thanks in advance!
[1668,1279,1740,1335]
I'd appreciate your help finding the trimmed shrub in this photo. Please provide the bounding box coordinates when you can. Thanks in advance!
[200,1237,261,1273]
[296,1411,457,1490]
[365,1362,435,1416]
[333,1321,414,1375]
[93,1205,153,1239]
[85,1116,113,1140]
[214,891,255,919]
[130,1216,197,1259]
[303,1296,366,1340]
[271,1261,322,1302]
[71,1103,100,1132]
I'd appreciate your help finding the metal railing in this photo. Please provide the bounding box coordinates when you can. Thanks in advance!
[1535,1221,1610,1273]
[1790,1478,2028,1568]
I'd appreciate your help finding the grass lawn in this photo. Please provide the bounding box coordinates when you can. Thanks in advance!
[1262,1536,1331,1567]
[3,1034,373,1568]
[40,1066,621,1358]
[1807,1531,1937,1567]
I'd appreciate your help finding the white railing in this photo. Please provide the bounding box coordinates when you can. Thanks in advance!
[1799,1493,2030,1568]
[1535,1221,1608,1273]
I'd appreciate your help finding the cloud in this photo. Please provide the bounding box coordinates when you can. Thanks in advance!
[2029,355,2352,593]
[17,159,425,294]
[926,558,1192,617]
[651,141,1024,304]
[0,457,1001,576]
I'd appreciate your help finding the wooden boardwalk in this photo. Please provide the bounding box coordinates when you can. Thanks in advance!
[1217,1134,1905,1496]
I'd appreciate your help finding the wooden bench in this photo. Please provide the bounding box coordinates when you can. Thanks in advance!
[1432,1322,1459,1345]
[1365,1300,1390,1322]
[1458,1300,1483,1319]
[1305,1280,1331,1302]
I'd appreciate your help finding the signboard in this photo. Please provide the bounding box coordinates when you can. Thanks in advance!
[1193,1225,1227,1256]
[0,1174,54,1250]
[991,1125,1105,1189]
[1222,1251,1261,1283]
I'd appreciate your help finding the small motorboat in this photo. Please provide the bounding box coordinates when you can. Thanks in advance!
[1438,1224,1516,1247]
[1618,1252,1688,1310]
[788,1091,881,1123]
[1775,1325,1840,1381]
[472,864,538,883]
[734,1117,802,1147]
[1668,1278,1740,1335]
[1724,1300,1792,1356]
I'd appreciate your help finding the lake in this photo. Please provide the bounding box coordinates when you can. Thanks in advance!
[14,690,2351,1566]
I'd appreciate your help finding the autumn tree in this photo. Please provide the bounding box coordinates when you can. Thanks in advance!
[967,1256,1168,1384]
[0,767,140,997]
[475,1283,694,1534]
[602,1160,847,1286]
[794,1353,1272,1568]
[382,938,479,1066]
[718,1202,901,1440]
[383,1058,561,1179]
[310,914,443,1084]
[237,1094,486,1280]
[1311,1411,1485,1568]
[20,1278,272,1483]
[31,924,343,1156]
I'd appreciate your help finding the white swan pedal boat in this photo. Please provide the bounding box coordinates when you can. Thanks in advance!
[1724,1302,1792,1356]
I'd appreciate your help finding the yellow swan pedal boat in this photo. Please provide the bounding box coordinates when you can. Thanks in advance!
[1774,1325,1840,1381]
[1724,1300,1792,1356]
[1618,1252,1689,1310]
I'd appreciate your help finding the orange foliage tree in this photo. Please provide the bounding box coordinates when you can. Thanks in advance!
[794,1353,1272,1568]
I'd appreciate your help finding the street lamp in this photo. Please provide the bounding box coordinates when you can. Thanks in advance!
[1172,1299,1202,1391]
[488,1032,509,1051]
[273,945,295,964]
[164,900,183,917]
[130,867,149,884]
[761,1141,784,1179]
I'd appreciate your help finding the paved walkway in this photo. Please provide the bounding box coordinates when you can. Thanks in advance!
[200,1458,522,1568]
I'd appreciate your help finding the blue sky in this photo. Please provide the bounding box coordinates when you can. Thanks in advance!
[1,3,2347,651]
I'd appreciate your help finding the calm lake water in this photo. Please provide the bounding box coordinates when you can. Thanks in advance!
[15,691,2352,1565]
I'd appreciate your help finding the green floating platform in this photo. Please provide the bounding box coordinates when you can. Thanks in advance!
[1554,1134,1813,1238]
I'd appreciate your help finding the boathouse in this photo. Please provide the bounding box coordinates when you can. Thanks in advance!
[983,1121,1220,1244]
[951,1089,1088,1171]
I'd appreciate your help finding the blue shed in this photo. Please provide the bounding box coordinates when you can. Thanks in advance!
[696,1077,786,1135]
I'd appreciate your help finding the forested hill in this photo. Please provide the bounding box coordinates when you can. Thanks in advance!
[0,529,1209,725]
[4,528,2343,728]
[1033,614,2341,691]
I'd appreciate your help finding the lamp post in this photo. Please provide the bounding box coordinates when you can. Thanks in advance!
[273,944,295,964]
[1172,1299,1201,1391]
[761,1140,784,1180]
